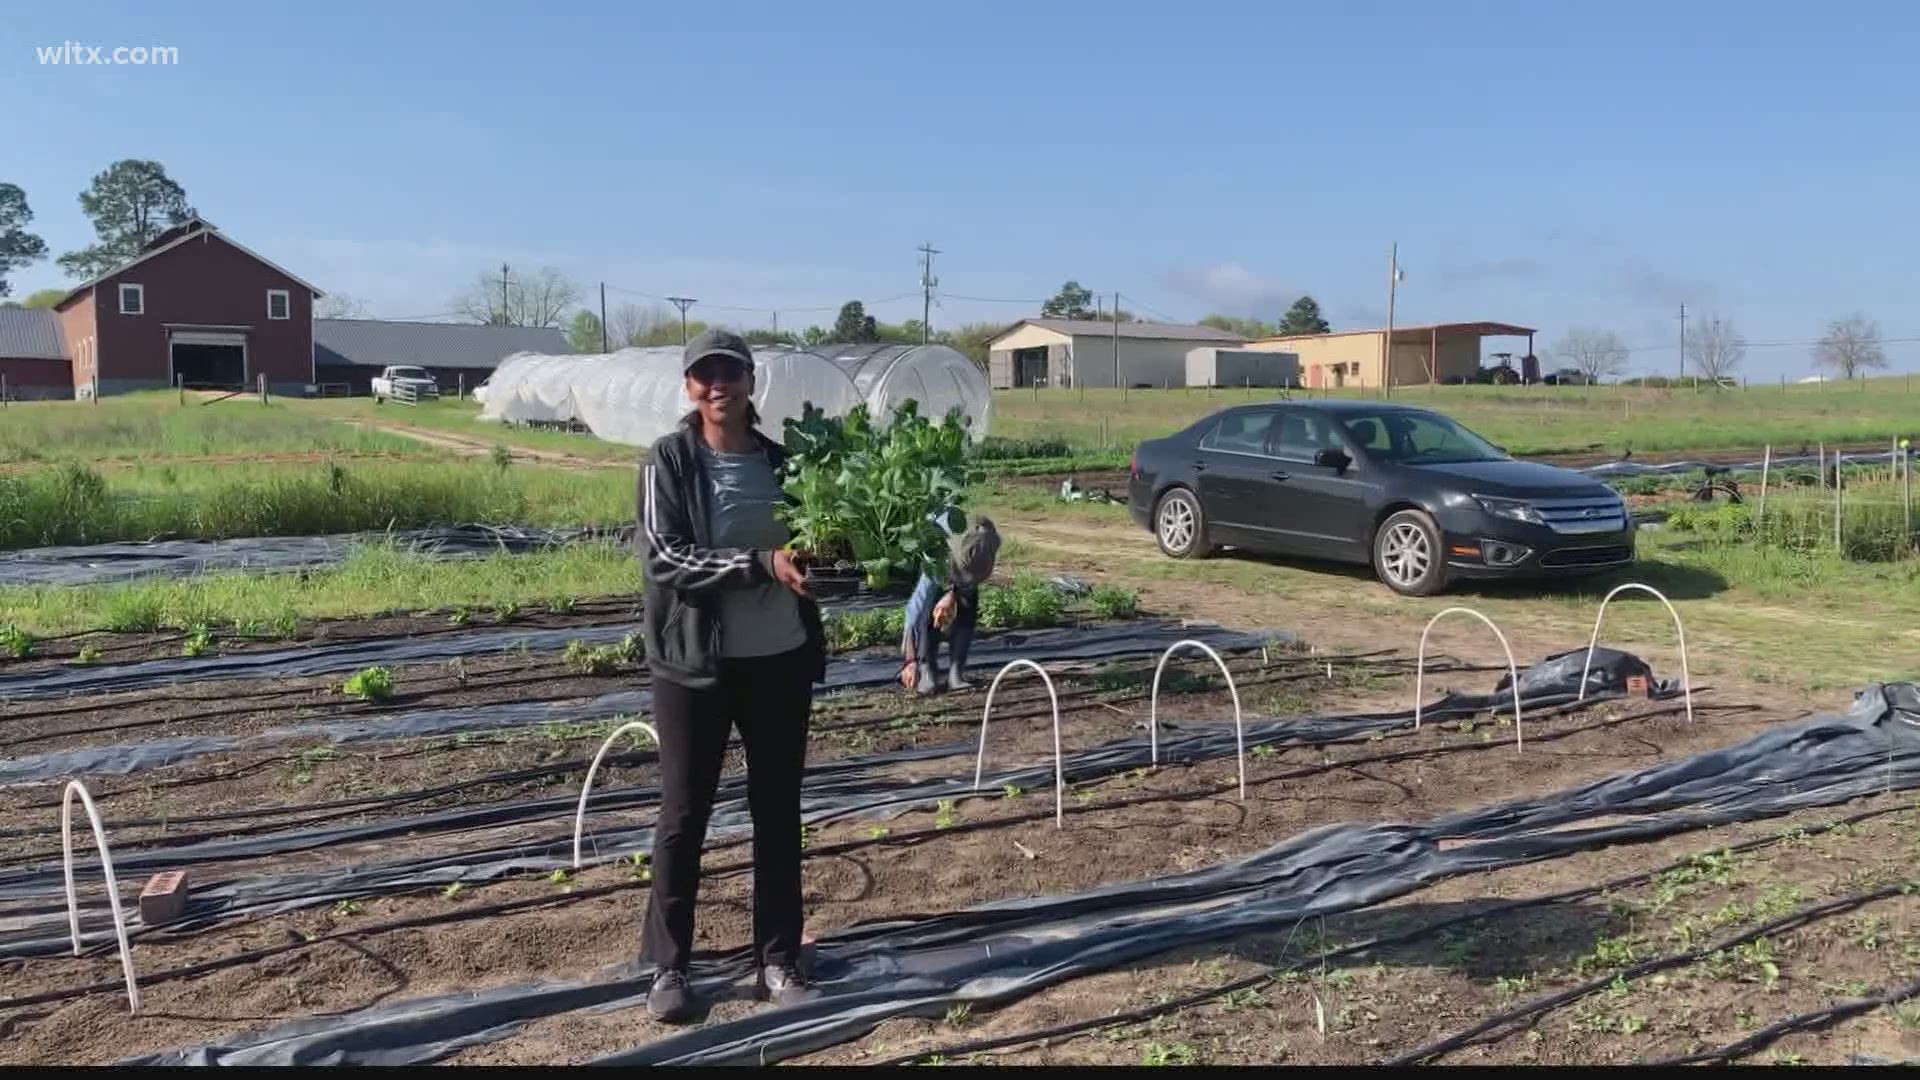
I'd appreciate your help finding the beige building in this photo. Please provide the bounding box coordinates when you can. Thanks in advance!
[1243,321,1536,390]
[986,319,1243,390]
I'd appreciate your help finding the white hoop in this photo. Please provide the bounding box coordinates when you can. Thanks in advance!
[1148,640,1246,800]
[61,780,140,1014]
[972,660,1064,828]
[1413,607,1525,752]
[572,720,662,869]
[1579,583,1694,724]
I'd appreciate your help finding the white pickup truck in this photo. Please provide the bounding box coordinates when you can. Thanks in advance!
[370,365,440,403]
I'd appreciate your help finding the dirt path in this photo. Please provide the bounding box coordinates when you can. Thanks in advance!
[338,419,624,470]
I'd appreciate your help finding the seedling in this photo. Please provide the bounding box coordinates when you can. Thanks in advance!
[548,868,572,886]
[1252,743,1276,758]
[1140,1042,1197,1066]
[1494,974,1532,996]
[1218,986,1269,1012]
[73,643,103,666]
[799,825,812,850]
[628,853,652,882]
[182,624,214,657]
[1576,936,1637,974]
[1002,783,1023,800]
[449,607,473,627]
[0,625,35,659]
[550,595,578,615]
[333,899,364,916]
[867,825,890,841]
[342,666,395,701]
[943,1003,971,1028]
[934,799,958,829]
[442,882,466,900]
[494,600,520,622]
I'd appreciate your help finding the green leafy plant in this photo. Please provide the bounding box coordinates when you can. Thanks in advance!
[442,881,467,900]
[867,825,890,841]
[0,624,35,659]
[449,607,472,627]
[181,623,213,657]
[342,665,395,701]
[1087,584,1141,619]
[333,899,364,916]
[1141,1041,1198,1066]
[778,401,976,589]
[944,1003,972,1028]
[73,643,103,666]
[550,595,578,615]
[548,868,572,886]
[934,799,958,829]
[1002,783,1024,800]
[490,444,513,471]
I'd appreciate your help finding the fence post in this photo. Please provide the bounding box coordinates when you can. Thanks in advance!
[177,373,184,406]
[1904,437,1914,548]
[458,373,465,401]
[258,373,268,405]
[1756,445,1771,529]
[1,373,7,406]
[1818,443,1826,489]
[1834,453,1844,552]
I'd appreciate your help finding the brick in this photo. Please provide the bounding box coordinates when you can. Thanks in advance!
[139,870,188,926]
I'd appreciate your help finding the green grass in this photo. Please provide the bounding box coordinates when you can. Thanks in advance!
[0,458,632,550]
[0,541,642,636]
[990,380,1920,457]
[0,392,420,463]
[298,397,639,463]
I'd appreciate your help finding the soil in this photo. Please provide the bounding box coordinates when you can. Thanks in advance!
[0,555,1902,1065]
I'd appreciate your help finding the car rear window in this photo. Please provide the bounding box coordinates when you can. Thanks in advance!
[1200,412,1275,455]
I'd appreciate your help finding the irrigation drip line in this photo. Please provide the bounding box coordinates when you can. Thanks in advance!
[118,680,1920,1066]
[1385,879,1914,1064]
[871,796,1919,1067]
[1645,973,1920,1065]
[0,652,1657,958]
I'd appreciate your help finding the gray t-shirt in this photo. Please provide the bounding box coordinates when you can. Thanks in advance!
[698,445,808,659]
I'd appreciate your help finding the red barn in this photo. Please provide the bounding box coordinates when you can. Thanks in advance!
[51,217,324,395]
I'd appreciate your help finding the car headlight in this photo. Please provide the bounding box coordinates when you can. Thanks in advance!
[1473,496,1546,526]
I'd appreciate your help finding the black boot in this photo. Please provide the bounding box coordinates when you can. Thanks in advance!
[945,602,977,691]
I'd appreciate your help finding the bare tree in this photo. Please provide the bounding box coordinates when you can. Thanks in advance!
[316,293,369,319]
[453,265,581,328]
[1685,315,1745,385]
[1550,327,1630,383]
[1812,313,1887,380]
[604,302,657,347]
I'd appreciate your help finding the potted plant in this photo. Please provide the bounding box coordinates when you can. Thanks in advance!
[778,400,975,597]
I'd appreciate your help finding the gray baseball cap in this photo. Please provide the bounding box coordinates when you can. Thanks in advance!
[948,515,1001,588]
[683,328,754,374]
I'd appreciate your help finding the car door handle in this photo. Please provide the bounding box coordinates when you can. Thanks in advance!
[1192,460,1208,472]
[1269,470,1291,481]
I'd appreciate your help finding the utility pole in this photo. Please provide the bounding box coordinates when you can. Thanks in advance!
[1113,292,1123,400]
[917,243,940,345]
[1382,243,1401,398]
[1674,303,1689,382]
[666,296,697,345]
[771,311,779,342]
[500,263,512,326]
[598,282,609,353]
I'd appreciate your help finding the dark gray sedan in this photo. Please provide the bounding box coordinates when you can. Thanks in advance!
[1127,401,1633,595]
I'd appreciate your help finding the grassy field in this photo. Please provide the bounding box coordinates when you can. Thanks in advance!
[990,378,1920,457]
[300,397,639,462]
[0,392,420,463]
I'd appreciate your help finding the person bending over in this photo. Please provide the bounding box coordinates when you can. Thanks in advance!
[900,516,1001,694]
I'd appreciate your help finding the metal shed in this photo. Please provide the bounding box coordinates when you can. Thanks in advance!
[1185,347,1300,389]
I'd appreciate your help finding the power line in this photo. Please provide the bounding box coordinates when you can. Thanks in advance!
[939,293,1047,305]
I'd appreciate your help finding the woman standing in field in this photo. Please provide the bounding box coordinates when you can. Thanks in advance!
[637,329,825,1023]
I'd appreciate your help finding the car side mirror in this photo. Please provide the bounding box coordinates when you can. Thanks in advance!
[1314,448,1351,471]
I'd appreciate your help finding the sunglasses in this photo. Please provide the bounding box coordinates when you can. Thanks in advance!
[687,356,751,384]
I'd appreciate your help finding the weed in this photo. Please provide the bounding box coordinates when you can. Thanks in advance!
[550,595,578,615]
[1732,938,1782,989]
[73,643,102,665]
[1002,783,1023,800]
[449,607,473,627]
[1850,915,1888,952]
[934,799,958,830]
[978,574,1066,630]
[1494,974,1533,996]
[181,623,214,657]
[342,666,395,701]
[799,825,811,850]
[548,869,571,886]
[1087,584,1141,619]
[0,624,34,659]
[1888,1000,1920,1030]
[442,882,466,900]
[1140,1041,1197,1066]
[333,899,364,916]
[1767,1051,1806,1066]
[494,599,520,622]
[1252,743,1277,758]
[490,443,513,470]
[867,825,890,841]
[628,853,651,882]
[1754,883,1805,921]
[1619,1014,1648,1035]
[943,1003,971,1028]
[1218,986,1269,1012]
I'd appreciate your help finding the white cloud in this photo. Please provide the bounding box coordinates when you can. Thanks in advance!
[1159,262,1301,317]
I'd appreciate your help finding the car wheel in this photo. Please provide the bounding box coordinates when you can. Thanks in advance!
[1155,488,1211,559]
[1373,509,1446,596]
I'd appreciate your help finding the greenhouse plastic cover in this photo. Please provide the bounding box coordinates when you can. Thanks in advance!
[476,343,991,447]
[128,680,1920,1066]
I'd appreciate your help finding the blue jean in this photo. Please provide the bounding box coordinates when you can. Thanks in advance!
[904,574,977,684]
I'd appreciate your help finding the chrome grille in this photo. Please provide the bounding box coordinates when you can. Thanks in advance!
[1532,497,1628,535]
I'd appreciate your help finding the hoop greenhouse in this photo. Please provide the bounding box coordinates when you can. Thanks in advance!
[475,343,991,448]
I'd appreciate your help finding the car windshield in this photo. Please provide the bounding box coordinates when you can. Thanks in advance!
[390,368,429,379]
[1338,411,1506,464]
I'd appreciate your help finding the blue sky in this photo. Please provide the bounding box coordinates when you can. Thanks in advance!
[5,1,1917,377]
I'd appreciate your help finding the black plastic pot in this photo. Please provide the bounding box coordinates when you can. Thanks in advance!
[803,564,863,599]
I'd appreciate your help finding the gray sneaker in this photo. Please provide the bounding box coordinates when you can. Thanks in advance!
[947,668,972,692]
[762,964,822,1007]
[647,968,698,1023]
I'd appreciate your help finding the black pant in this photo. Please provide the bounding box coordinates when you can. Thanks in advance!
[641,647,814,973]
